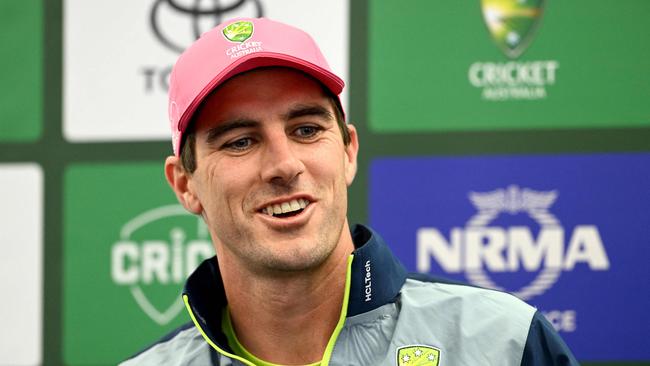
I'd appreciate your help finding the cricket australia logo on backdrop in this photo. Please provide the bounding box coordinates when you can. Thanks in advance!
[481,0,544,58]
[417,185,610,300]
[468,0,560,101]
[111,205,214,325]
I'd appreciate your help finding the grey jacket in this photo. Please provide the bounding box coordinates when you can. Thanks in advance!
[122,225,579,365]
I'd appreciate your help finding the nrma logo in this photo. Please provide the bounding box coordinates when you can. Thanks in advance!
[111,205,213,325]
[417,185,610,300]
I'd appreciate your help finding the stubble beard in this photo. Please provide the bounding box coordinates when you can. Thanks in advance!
[212,172,351,276]
[238,208,346,276]
[213,194,348,276]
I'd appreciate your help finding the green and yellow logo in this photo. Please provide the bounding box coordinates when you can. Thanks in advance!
[223,21,254,43]
[481,0,545,58]
[397,345,440,366]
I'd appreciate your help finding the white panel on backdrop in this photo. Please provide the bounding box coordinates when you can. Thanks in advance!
[0,164,43,365]
[64,0,349,143]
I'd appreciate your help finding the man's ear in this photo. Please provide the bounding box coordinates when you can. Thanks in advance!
[344,124,359,186]
[165,156,203,215]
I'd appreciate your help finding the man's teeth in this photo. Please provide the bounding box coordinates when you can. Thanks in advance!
[264,199,309,216]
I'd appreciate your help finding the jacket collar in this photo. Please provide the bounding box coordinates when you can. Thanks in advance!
[182,224,407,350]
[346,224,407,316]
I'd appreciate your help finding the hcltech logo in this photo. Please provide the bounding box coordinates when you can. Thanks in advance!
[417,185,610,301]
[468,0,559,101]
[111,205,213,325]
[142,0,264,93]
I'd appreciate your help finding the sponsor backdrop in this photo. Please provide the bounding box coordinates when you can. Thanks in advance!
[0,165,43,366]
[0,1,42,141]
[368,0,650,132]
[63,163,214,364]
[0,0,647,365]
[370,153,650,361]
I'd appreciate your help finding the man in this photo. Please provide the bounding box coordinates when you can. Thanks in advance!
[122,17,579,366]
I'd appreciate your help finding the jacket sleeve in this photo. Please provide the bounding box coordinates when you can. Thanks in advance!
[520,311,580,366]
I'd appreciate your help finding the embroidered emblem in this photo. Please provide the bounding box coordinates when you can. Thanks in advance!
[396,345,440,366]
[222,21,254,43]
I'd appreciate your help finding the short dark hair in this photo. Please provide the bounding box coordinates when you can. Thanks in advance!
[179,81,349,174]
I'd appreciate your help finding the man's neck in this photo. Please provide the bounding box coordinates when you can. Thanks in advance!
[218,225,355,365]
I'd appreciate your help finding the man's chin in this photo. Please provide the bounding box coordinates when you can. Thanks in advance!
[251,244,334,275]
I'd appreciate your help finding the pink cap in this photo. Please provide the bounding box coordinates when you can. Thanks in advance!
[168,17,345,156]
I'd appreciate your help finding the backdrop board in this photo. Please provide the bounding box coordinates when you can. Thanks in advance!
[0,164,43,366]
[370,153,650,362]
[368,0,650,132]
[63,163,214,365]
[0,1,42,141]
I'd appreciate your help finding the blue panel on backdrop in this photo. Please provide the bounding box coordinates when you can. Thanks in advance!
[369,153,650,361]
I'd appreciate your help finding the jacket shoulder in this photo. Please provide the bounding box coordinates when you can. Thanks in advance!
[521,311,581,366]
[119,322,213,366]
[401,275,579,365]
[399,276,535,365]
[403,274,537,320]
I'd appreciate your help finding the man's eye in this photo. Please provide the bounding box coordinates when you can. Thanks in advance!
[224,137,253,151]
[295,125,321,138]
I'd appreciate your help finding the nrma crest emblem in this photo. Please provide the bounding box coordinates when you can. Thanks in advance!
[111,205,214,325]
[417,185,610,300]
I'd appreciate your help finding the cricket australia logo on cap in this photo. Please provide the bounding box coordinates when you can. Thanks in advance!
[222,20,263,59]
[222,21,254,42]
[396,345,440,366]
[481,0,545,58]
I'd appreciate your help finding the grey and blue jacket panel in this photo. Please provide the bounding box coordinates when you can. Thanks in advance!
[122,225,579,365]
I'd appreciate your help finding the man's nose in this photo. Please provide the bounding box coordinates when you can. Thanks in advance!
[260,135,305,185]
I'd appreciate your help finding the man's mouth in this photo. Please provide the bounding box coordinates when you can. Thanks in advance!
[261,198,310,218]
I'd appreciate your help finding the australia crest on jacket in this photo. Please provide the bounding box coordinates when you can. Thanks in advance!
[397,345,440,366]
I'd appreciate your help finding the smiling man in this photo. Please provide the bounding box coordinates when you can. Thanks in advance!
[121,17,579,366]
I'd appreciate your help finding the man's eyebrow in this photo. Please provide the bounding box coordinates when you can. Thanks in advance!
[204,119,259,144]
[283,104,334,122]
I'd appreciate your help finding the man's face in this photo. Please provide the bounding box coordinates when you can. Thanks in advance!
[184,68,358,275]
